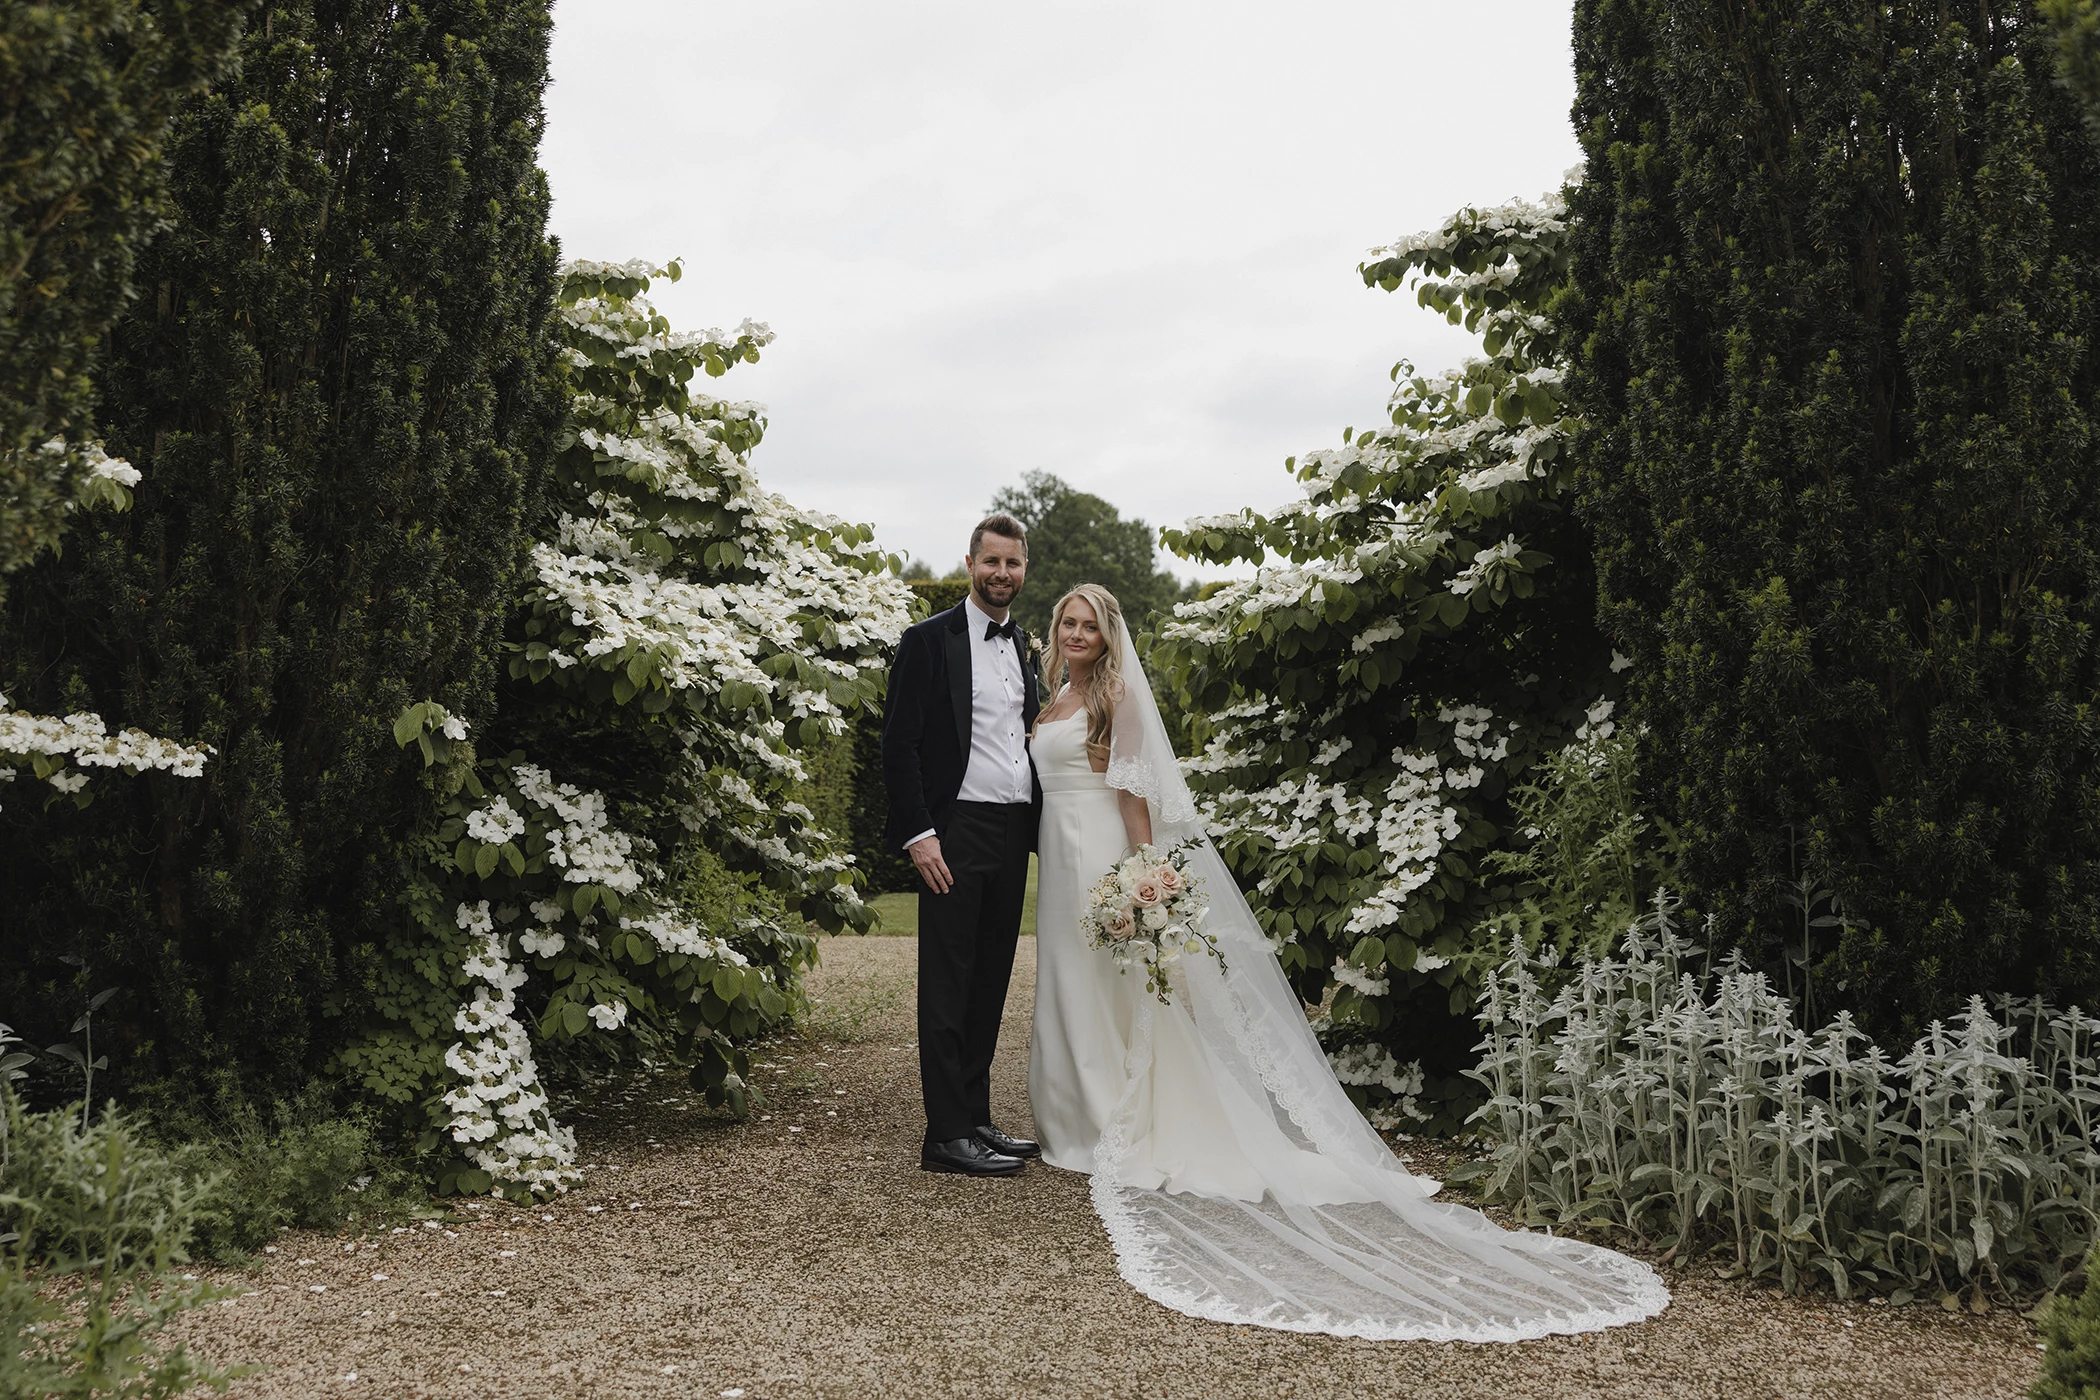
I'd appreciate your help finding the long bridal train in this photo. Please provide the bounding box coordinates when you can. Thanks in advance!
[1026,633,1669,1341]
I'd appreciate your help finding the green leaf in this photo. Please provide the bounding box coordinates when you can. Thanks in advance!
[474,843,499,880]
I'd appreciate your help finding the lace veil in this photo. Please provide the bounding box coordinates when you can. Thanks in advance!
[1092,629,1668,1340]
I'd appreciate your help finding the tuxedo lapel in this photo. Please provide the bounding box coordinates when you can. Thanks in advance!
[1010,629,1040,728]
[943,605,972,764]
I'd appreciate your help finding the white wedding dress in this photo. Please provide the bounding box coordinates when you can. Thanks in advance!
[1024,635,1670,1341]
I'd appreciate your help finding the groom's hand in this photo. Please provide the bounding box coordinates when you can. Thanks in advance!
[909,834,953,895]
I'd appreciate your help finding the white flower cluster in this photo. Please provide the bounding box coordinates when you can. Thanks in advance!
[464,794,525,844]
[510,765,650,893]
[440,901,578,1194]
[617,910,749,966]
[531,498,906,718]
[1326,1042,1430,1130]
[1363,191,1569,276]
[1330,958,1391,997]
[0,692,211,805]
[1445,536,1526,597]
[81,442,141,489]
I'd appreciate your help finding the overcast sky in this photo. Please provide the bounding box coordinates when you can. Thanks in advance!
[541,2,1582,580]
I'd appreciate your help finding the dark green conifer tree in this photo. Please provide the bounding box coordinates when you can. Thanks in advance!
[0,0,561,1105]
[1567,1,2100,1036]
[0,0,246,585]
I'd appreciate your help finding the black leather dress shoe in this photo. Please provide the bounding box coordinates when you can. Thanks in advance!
[921,1136,1024,1176]
[974,1124,1040,1159]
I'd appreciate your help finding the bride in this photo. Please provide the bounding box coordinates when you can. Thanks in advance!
[1024,582,1669,1341]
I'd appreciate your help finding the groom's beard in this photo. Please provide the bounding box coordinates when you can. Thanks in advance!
[974,578,1019,610]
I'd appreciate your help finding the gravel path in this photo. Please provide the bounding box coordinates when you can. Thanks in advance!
[181,935,2045,1399]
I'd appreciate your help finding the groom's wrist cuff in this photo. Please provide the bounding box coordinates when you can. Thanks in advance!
[904,828,936,850]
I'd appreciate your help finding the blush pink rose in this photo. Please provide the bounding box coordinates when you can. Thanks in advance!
[1154,865,1184,894]
[1105,906,1137,940]
[1131,877,1164,908]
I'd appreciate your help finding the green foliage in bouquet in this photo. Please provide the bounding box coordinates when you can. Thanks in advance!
[0,0,246,588]
[0,0,563,1109]
[1567,0,2100,1041]
[1155,195,1623,1127]
[339,262,916,1195]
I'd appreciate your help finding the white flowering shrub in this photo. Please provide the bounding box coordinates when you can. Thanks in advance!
[343,262,913,1196]
[1156,192,1624,1129]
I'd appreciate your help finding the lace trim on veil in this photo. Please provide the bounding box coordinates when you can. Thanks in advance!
[1088,956,1671,1341]
[1103,755,1198,825]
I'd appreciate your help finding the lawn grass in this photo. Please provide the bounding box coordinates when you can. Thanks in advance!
[864,855,1038,938]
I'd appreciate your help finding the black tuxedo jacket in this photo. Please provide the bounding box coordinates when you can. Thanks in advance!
[882,601,1043,849]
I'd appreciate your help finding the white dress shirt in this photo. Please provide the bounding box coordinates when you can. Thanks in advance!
[905,594,1033,848]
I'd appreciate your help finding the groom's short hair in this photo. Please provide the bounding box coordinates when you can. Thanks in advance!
[969,513,1029,558]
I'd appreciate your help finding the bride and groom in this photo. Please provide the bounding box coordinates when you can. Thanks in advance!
[881,513,1670,1340]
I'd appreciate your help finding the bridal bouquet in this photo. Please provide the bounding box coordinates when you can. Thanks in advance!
[1082,840,1224,1004]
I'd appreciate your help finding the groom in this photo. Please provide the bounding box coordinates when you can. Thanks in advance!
[882,513,1045,1177]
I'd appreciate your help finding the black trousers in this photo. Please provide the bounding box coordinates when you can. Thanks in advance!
[917,800,1033,1143]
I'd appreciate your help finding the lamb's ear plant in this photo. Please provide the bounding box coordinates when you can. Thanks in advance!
[1468,898,2100,1303]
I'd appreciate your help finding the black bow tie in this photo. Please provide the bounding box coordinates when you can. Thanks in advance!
[983,618,1016,642]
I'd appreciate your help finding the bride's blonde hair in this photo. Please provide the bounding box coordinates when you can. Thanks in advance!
[1037,583,1126,766]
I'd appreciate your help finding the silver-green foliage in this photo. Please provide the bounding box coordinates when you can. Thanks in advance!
[1470,902,2100,1301]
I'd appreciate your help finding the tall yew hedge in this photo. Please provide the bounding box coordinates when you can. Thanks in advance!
[1567,1,2100,1036]
[0,0,247,585]
[0,0,561,1106]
